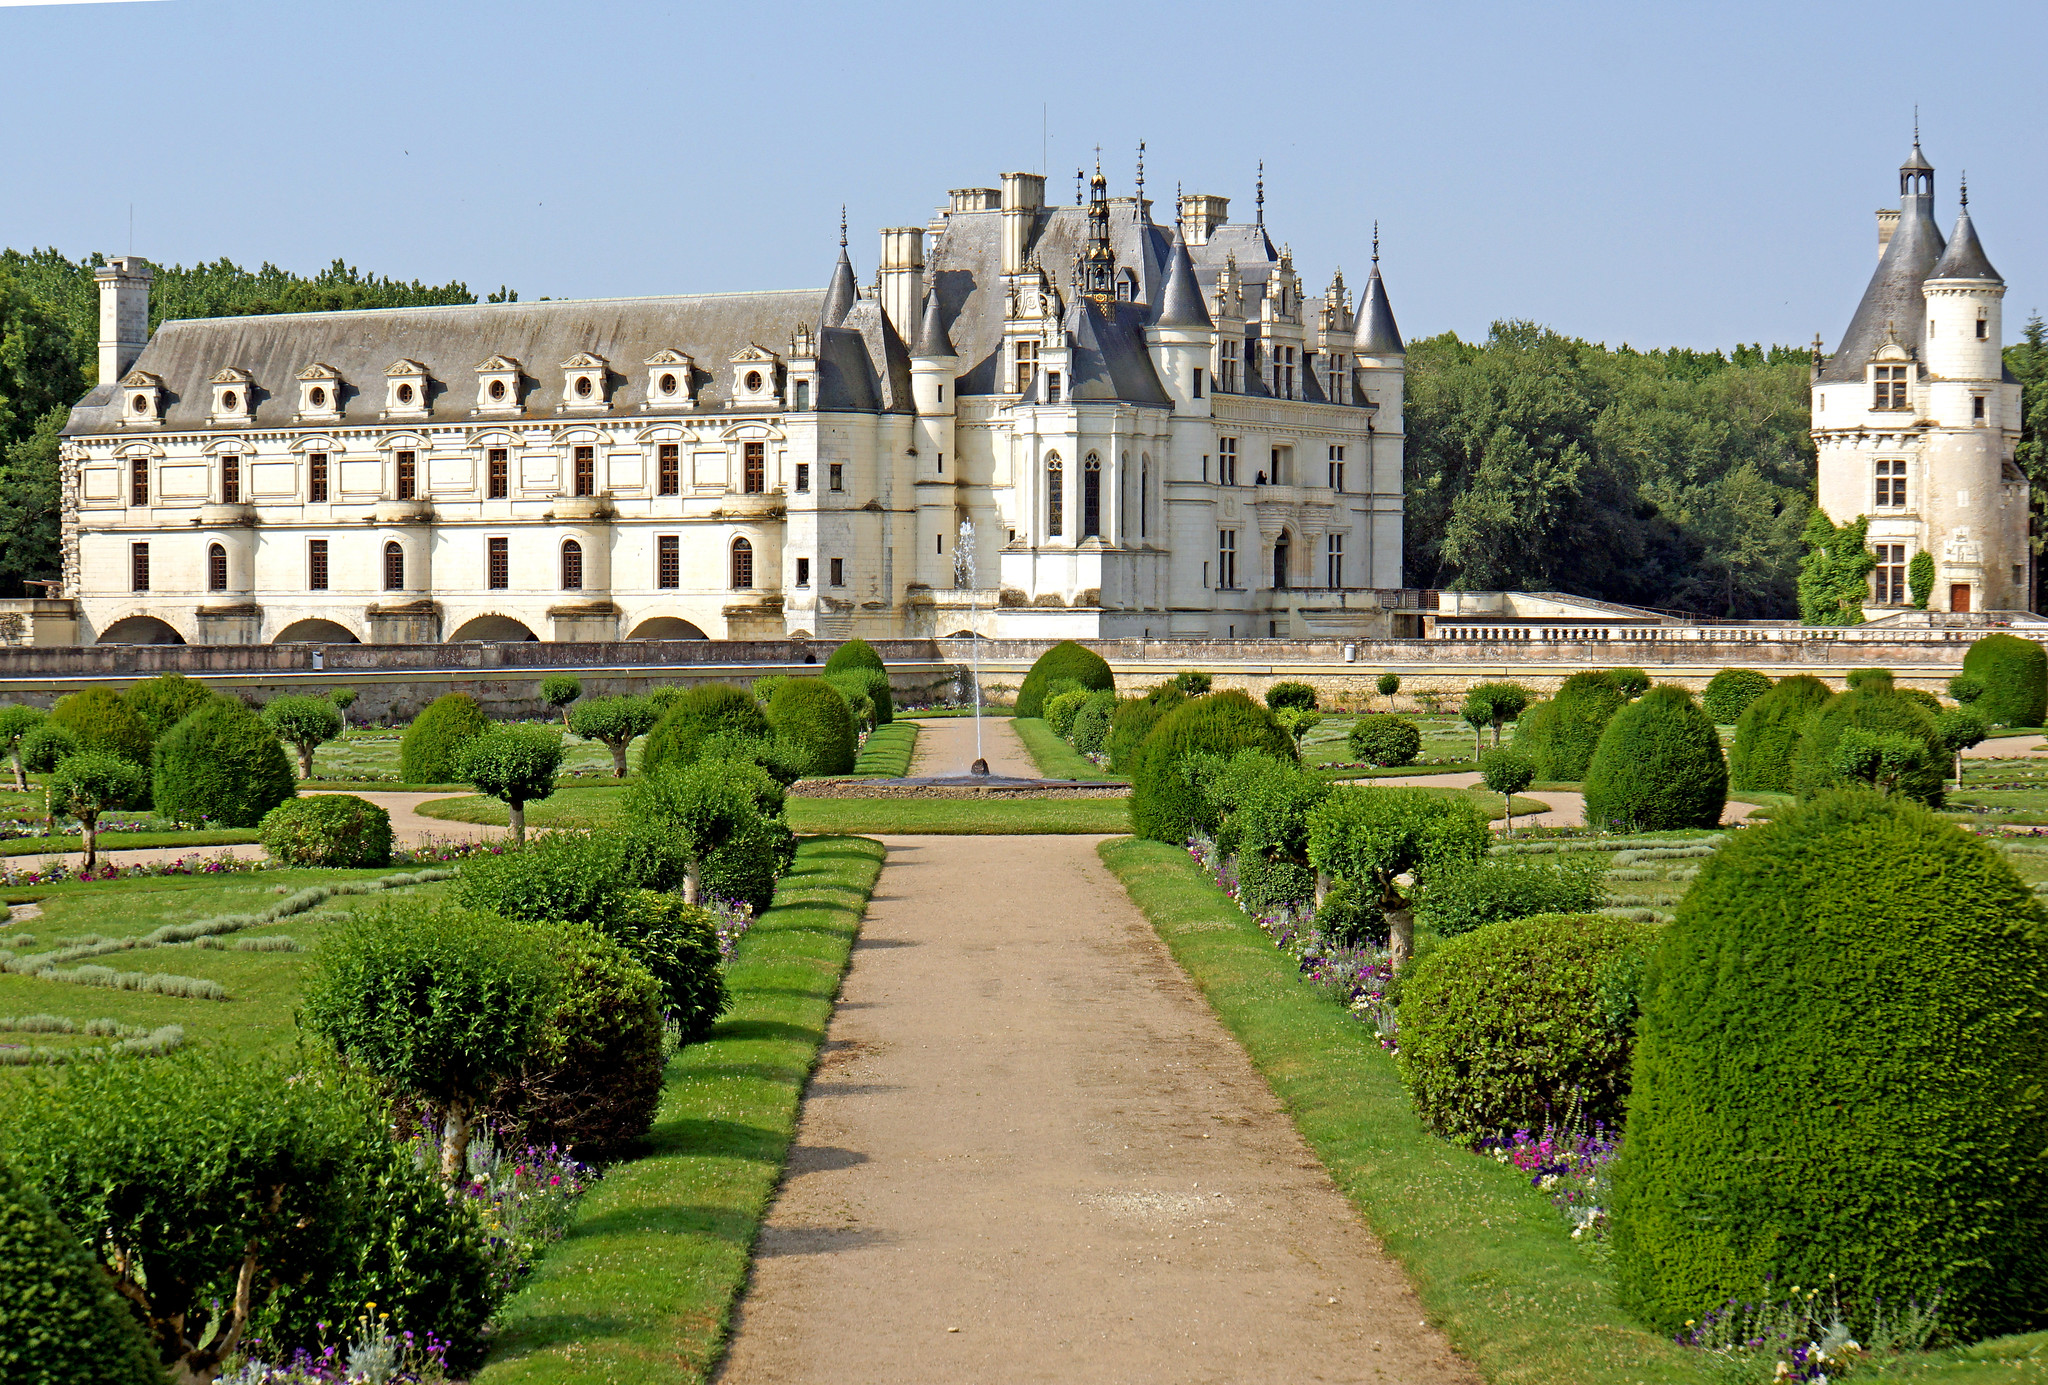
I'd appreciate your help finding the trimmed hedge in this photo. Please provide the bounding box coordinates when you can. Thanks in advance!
[700,812,797,916]
[122,672,215,739]
[1044,689,1090,740]
[1415,857,1605,938]
[1106,684,1185,771]
[1611,791,2048,1339]
[1129,693,1296,844]
[1789,685,1944,804]
[398,693,489,784]
[823,665,892,725]
[607,891,729,1041]
[1581,685,1728,832]
[1070,690,1116,756]
[49,688,152,767]
[1397,912,1654,1144]
[1514,672,1623,780]
[640,683,772,779]
[1217,754,1329,914]
[1962,632,2048,727]
[1700,668,1772,725]
[1348,714,1421,767]
[1727,673,1832,793]
[259,794,393,868]
[822,638,886,674]
[1265,681,1318,711]
[151,698,296,828]
[1016,641,1113,718]
[766,677,857,776]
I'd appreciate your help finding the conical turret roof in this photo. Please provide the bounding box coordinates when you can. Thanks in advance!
[1930,205,2001,282]
[1353,263,1403,356]
[1819,189,1945,383]
[1153,228,1212,329]
[820,246,858,330]
[912,289,956,357]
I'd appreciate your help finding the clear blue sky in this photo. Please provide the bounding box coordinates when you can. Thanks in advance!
[5,0,2041,352]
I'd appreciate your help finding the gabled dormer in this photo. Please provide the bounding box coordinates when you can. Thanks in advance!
[1869,334,1917,412]
[728,345,781,410]
[208,367,255,426]
[785,328,818,413]
[643,349,696,410]
[474,355,523,414]
[296,362,343,422]
[383,359,431,420]
[560,352,610,413]
[120,370,164,426]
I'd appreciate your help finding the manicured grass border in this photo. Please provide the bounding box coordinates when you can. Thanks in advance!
[0,827,259,857]
[786,795,1129,836]
[474,835,886,1383]
[851,721,917,777]
[1011,716,1122,781]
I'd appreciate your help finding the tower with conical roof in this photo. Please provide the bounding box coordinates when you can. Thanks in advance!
[1812,138,2029,616]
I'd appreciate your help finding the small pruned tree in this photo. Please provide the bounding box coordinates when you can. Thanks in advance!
[0,703,43,791]
[1376,671,1401,710]
[1174,669,1213,696]
[1948,673,1987,706]
[452,725,565,844]
[626,759,774,904]
[1937,703,1992,790]
[20,723,78,829]
[48,752,147,869]
[1306,787,1490,971]
[328,685,358,732]
[261,693,345,779]
[569,694,659,778]
[1830,728,1935,797]
[1480,745,1537,836]
[540,674,583,726]
[1458,689,1492,759]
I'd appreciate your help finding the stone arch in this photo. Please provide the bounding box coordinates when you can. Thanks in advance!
[447,614,540,643]
[628,616,710,640]
[273,618,361,645]
[97,615,185,645]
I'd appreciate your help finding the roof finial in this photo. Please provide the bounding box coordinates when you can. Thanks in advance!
[1135,140,1144,200]
[839,206,847,250]
[1372,221,1380,266]
[1914,104,1920,145]
[1094,144,1102,178]
[1961,170,1969,208]
[1075,167,1084,205]
[1255,161,1265,225]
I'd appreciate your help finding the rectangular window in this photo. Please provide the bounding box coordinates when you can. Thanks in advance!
[384,542,405,591]
[744,441,765,494]
[657,443,680,496]
[1271,446,1287,485]
[308,451,328,503]
[395,450,417,500]
[1193,366,1204,399]
[830,557,845,587]
[1326,532,1344,590]
[657,535,679,589]
[1973,394,1987,422]
[1875,458,1906,508]
[1219,437,1238,486]
[487,448,508,499]
[221,454,240,504]
[828,463,844,492]
[1218,529,1237,590]
[1221,340,1239,392]
[1328,354,1346,402]
[1046,371,1062,402]
[795,557,811,587]
[1282,346,1296,399]
[795,462,810,493]
[1014,338,1039,394]
[487,537,509,590]
[130,456,148,506]
[130,542,149,593]
[208,545,227,592]
[1977,317,1989,340]
[1328,444,1345,492]
[1872,543,1907,603]
[308,539,329,591]
[1874,365,1908,410]
[573,445,595,497]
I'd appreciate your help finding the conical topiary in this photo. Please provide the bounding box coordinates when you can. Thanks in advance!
[639,683,772,778]
[1700,668,1772,725]
[765,677,856,776]
[151,698,297,828]
[822,638,886,674]
[1128,692,1295,843]
[1581,685,1727,831]
[1789,685,1945,805]
[1516,672,1623,780]
[1015,641,1113,718]
[1610,790,2048,1339]
[398,692,489,784]
[0,1152,165,1385]
[1727,673,1832,793]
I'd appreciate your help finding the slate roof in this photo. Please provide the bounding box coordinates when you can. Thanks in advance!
[1153,229,1212,329]
[1354,264,1404,355]
[1820,192,1946,384]
[912,289,956,357]
[1063,299,1171,405]
[820,247,859,329]
[1929,207,2001,281]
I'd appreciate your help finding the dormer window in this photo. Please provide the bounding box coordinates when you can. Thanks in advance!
[643,349,696,410]
[296,363,342,421]
[208,367,255,425]
[728,346,782,409]
[560,352,609,412]
[473,355,523,414]
[1874,364,1909,410]
[384,360,431,419]
[120,371,164,425]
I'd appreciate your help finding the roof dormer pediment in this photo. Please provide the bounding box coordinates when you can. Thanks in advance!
[209,366,254,385]
[730,344,777,363]
[644,348,691,367]
[560,350,609,370]
[120,370,163,389]
[1873,339,1915,364]
[476,354,523,373]
[296,361,340,381]
[386,358,429,377]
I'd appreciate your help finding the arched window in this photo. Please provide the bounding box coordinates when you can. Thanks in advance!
[1273,532,1291,590]
[1083,454,1102,539]
[207,542,227,592]
[383,541,404,591]
[561,539,583,591]
[731,536,754,589]
[1045,452,1063,537]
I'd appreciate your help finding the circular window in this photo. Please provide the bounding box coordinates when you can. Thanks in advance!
[131,394,147,414]
[489,379,506,402]
[659,372,677,395]
[745,370,763,393]
[575,376,593,398]
[396,382,414,404]
[309,386,326,407]
[222,390,238,410]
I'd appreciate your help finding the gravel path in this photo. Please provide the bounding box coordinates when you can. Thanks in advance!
[1967,734,2048,758]
[907,714,1041,779]
[715,831,1474,1385]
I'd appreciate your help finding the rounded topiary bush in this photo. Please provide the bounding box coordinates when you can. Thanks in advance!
[1701,668,1772,725]
[0,1150,165,1385]
[455,830,626,928]
[151,698,296,828]
[766,677,856,776]
[1397,912,1654,1143]
[1581,685,1727,832]
[122,671,216,738]
[639,683,772,778]
[1610,791,2048,1338]
[1070,690,1115,757]
[1129,692,1296,844]
[1518,672,1624,780]
[1727,673,1832,793]
[48,688,152,767]
[1266,681,1317,712]
[1107,685,1184,771]
[1044,688,1090,741]
[699,812,796,916]
[1016,640,1113,718]
[823,665,892,725]
[1790,685,1944,804]
[609,891,729,1041]
[1962,632,2048,728]
[823,638,886,675]
[1347,714,1421,767]
[259,794,393,867]
[398,693,489,784]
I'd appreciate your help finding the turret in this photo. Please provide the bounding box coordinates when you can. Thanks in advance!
[1147,227,1214,416]
[911,283,960,587]
[820,210,858,330]
[96,256,152,385]
[1922,179,2005,420]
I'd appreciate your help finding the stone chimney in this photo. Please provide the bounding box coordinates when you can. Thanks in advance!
[96,255,152,384]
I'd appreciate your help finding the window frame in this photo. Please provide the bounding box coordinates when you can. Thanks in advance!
[1082,454,1102,538]
[657,535,680,589]
[730,536,754,590]
[383,540,404,591]
[395,449,417,501]
[487,447,509,500]
[573,445,596,498]
[1014,338,1039,394]
[1328,444,1345,492]
[221,453,240,504]
[130,455,149,507]
[658,443,680,496]
[828,463,844,493]
[743,441,766,495]
[1218,528,1238,590]
[486,536,509,591]
[830,556,845,587]
[308,451,329,504]
[307,538,329,592]
[1326,532,1344,590]
[795,556,811,588]
[130,541,150,593]
[560,538,583,591]
[1219,437,1238,487]
[1046,452,1064,537]
[207,542,227,593]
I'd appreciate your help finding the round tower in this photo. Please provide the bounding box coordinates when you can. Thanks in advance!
[910,286,959,589]
[1146,227,1214,417]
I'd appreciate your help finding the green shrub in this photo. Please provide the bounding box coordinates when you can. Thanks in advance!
[539,673,582,724]
[1962,632,2048,727]
[259,794,393,868]
[639,682,771,778]
[0,1149,164,1385]
[1948,672,1987,705]
[1306,786,1490,969]
[1514,672,1624,780]
[121,672,214,739]
[398,693,489,784]
[1936,703,1991,786]
[1266,681,1317,711]
[1845,667,1894,692]
[1416,858,1606,938]
[1610,791,2048,1338]
[823,664,892,724]
[1727,673,1833,793]
[47,752,146,868]
[151,698,296,829]
[1210,753,1329,914]
[1129,692,1296,844]
[1398,913,1655,1143]
[1790,686,1944,805]
[822,671,881,731]
[1375,671,1401,701]
[1701,668,1772,725]
[486,921,663,1157]
[1313,876,1380,947]
[627,759,792,909]
[1608,668,1651,700]
[569,694,659,777]
[645,685,687,714]
[823,637,886,674]
[1273,707,1322,745]
[49,688,152,766]
[1461,682,1531,752]
[19,723,76,776]
[1479,746,1537,830]
[1348,714,1421,767]
[0,704,40,792]
[452,724,564,843]
[260,693,344,779]
[1016,640,1113,718]
[694,731,807,789]
[700,812,797,915]
[607,891,729,1040]
[1895,686,1941,714]
[1044,688,1090,740]
[1106,684,1186,771]
[455,831,626,930]
[766,677,856,776]
[1173,669,1212,696]
[1581,685,1728,832]
[1070,690,1115,756]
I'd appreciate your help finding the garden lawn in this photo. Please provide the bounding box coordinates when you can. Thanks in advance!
[0,827,260,856]
[417,786,1134,836]
[1010,716,1122,780]
[851,721,917,777]
[474,835,885,1384]
[300,725,648,787]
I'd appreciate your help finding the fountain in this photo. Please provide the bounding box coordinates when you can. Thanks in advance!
[956,518,989,776]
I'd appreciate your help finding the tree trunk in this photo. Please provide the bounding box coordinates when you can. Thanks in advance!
[1955,747,1964,791]
[82,818,97,872]
[439,1098,474,1186]
[509,800,526,846]
[1472,725,1483,759]
[683,859,701,905]
[612,741,629,777]
[9,752,22,793]
[1502,792,1514,837]
[1387,905,1415,973]
[299,745,314,779]
[1492,724,1503,747]
[562,707,573,728]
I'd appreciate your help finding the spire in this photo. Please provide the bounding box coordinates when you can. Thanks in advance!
[1080,155,1116,303]
[912,279,956,357]
[1353,230,1404,356]
[1154,226,1211,329]
[1135,140,1144,202]
[820,209,858,330]
[1255,161,1265,225]
[1930,183,2003,282]
[1820,140,1948,382]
